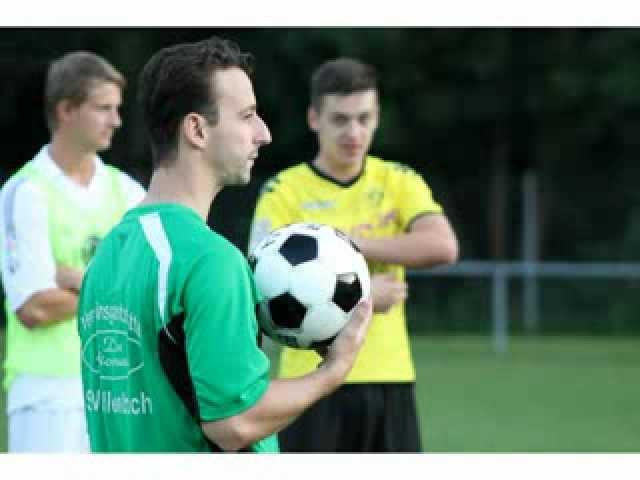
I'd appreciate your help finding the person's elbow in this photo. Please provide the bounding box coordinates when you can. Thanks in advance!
[412,237,459,268]
[440,237,460,265]
[202,416,257,452]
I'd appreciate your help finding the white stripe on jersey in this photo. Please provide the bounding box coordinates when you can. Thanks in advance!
[2,176,28,274]
[139,212,175,343]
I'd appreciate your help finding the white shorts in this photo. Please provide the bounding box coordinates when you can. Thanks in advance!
[7,374,89,453]
[8,404,89,453]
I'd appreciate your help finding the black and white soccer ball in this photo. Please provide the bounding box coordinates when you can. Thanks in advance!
[249,223,370,349]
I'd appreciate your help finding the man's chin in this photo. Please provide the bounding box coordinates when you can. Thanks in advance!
[225,175,251,187]
[94,142,112,152]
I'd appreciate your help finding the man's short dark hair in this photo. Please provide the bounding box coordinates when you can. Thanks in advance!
[138,36,253,167]
[310,58,377,112]
[45,51,125,133]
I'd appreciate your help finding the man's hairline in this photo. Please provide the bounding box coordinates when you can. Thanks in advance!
[312,87,379,114]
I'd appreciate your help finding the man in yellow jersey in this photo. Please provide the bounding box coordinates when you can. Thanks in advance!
[0,52,145,452]
[250,58,459,452]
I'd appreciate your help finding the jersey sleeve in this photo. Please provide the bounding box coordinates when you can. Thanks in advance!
[249,176,297,253]
[182,250,270,422]
[0,178,57,311]
[393,164,443,230]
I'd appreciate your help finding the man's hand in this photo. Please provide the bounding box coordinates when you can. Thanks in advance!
[55,265,85,293]
[318,298,372,380]
[370,273,407,313]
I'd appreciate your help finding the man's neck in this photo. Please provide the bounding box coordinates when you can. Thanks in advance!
[140,155,221,222]
[48,136,96,187]
[313,153,364,184]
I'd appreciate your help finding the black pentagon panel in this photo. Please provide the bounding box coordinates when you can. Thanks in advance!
[269,292,307,329]
[332,272,362,313]
[279,233,318,266]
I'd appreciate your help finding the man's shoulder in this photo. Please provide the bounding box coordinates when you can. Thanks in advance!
[150,207,211,241]
[109,207,243,274]
[155,208,238,258]
[367,156,421,178]
[0,162,45,205]
[101,163,143,186]
[366,156,429,193]
[258,163,311,196]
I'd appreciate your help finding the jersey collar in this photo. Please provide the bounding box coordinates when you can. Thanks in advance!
[307,156,367,188]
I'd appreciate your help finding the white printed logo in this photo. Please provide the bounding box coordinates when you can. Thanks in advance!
[82,330,144,381]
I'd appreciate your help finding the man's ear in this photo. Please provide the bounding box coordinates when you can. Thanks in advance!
[182,113,208,149]
[55,99,75,126]
[308,106,319,132]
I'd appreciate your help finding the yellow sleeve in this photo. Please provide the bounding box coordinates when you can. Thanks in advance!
[249,176,298,252]
[392,164,443,230]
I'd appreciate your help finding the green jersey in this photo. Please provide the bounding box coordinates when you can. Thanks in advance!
[78,203,278,452]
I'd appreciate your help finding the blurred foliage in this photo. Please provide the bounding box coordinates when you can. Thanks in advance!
[1,28,640,332]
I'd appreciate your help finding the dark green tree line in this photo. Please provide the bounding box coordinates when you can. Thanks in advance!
[2,28,640,332]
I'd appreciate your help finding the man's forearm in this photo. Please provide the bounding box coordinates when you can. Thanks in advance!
[202,298,371,451]
[202,361,344,451]
[16,288,78,328]
[357,230,458,268]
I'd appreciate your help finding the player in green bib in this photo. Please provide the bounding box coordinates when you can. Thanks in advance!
[78,37,372,453]
[1,51,144,452]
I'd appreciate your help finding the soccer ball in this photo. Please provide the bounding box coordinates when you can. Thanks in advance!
[249,223,370,349]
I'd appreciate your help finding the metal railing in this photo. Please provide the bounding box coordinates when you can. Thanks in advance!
[408,261,640,353]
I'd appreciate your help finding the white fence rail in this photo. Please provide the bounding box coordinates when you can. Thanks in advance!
[408,261,640,353]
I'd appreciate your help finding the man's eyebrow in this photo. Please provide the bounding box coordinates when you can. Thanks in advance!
[241,104,258,114]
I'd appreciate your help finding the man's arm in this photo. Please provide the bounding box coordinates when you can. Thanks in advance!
[354,214,458,313]
[354,214,459,268]
[16,287,78,329]
[17,264,85,328]
[201,299,372,451]
[0,178,86,329]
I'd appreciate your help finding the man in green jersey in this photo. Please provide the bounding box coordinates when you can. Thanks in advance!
[250,58,459,451]
[77,37,372,453]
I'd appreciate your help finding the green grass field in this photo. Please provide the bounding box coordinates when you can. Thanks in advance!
[1,330,639,452]
[414,335,640,451]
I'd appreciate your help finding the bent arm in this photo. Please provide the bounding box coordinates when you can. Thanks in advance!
[16,288,78,329]
[1,179,79,328]
[201,365,340,451]
[201,299,372,451]
[355,214,459,268]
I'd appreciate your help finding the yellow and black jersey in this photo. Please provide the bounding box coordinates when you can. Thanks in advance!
[251,156,443,382]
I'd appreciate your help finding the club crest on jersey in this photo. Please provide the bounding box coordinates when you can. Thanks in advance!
[367,188,384,206]
[82,234,102,265]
